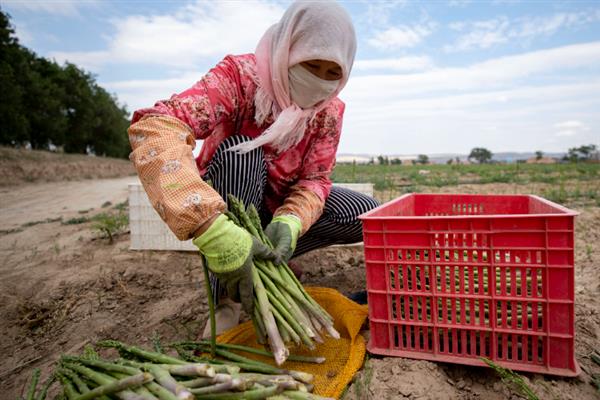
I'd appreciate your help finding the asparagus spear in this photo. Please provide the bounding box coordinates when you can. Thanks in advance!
[188,378,247,395]
[59,368,90,394]
[195,384,283,400]
[97,341,187,365]
[252,308,267,345]
[25,368,41,400]
[74,373,153,400]
[201,253,217,359]
[35,374,57,400]
[174,343,314,384]
[56,371,80,400]
[179,374,232,389]
[252,265,289,365]
[173,341,325,364]
[61,362,144,400]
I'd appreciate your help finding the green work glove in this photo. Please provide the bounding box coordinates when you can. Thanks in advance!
[193,214,274,314]
[264,214,302,264]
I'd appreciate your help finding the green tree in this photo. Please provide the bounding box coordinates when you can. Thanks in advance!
[23,56,68,149]
[535,150,543,160]
[417,154,429,164]
[0,10,131,157]
[566,144,598,162]
[468,147,493,164]
[0,10,29,145]
[377,155,389,165]
[88,86,130,157]
[60,63,97,153]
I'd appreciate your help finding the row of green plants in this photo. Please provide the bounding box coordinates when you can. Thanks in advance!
[332,162,600,189]
[332,163,600,207]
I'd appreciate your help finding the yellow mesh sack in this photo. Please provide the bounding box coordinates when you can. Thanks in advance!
[217,287,368,399]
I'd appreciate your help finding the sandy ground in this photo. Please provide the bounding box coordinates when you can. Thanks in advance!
[1,172,599,398]
[1,177,138,230]
[0,146,135,187]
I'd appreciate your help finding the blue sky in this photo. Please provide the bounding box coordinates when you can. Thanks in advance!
[2,0,600,156]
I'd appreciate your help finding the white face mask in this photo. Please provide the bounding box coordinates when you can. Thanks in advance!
[288,64,340,109]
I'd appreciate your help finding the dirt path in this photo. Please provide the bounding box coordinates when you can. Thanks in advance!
[0,177,138,230]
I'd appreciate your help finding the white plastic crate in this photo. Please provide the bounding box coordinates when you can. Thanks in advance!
[129,183,198,251]
[334,183,374,197]
[129,181,374,251]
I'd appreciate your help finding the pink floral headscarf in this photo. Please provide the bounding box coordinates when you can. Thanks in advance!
[230,0,357,153]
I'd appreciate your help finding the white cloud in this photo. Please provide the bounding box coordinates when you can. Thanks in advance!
[337,42,600,153]
[446,10,600,52]
[347,42,600,102]
[361,0,407,26]
[445,17,510,51]
[511,11,599,37]
[555,121,587,130]
[49,1,284,70]
[102,71,206,112]
[448,0,472,7]
[353,56,434,72]
[340,83,600,153]
[346,81,600,121]
[554,131,578,137]
[107,40,600,154]
[554,120,589,137]
[49,50,110,71]
[368,23,434,50]
[2,0,99,16]
[449,21,466,31]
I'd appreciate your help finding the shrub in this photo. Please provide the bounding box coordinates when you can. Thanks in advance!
[92,211,128,244]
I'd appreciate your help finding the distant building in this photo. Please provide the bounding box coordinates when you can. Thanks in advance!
[526,157,557,164]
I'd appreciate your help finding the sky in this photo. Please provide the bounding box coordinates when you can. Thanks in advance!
[2,0,600,156]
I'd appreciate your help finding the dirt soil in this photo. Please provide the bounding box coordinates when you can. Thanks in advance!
[1,162,599,398]
[1,177,138,231]
[0,146,135,187]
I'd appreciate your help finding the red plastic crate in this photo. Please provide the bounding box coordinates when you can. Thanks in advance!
[359,193,580,376]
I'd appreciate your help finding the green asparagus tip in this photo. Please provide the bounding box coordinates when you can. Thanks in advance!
[82,344,100,360]
[96,339,123,348]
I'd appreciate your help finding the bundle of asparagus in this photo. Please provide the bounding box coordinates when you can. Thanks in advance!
[24,340,332,400]
[222,195,339,366]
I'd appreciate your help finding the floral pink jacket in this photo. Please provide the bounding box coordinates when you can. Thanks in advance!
[128,54,345,240]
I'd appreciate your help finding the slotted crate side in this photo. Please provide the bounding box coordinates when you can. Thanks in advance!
[361,194,579,376]
[414,194,530,216]
[129,183,197,251]
[366,193,571,218]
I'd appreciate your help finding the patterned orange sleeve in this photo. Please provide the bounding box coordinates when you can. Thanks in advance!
[274,188,324,234]
[274,101,345,234]
[128,114,226,240]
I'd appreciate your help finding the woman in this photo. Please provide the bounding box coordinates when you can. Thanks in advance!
[128,0,378,333]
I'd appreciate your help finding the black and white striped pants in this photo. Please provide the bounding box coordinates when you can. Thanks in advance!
[203,135,379,303]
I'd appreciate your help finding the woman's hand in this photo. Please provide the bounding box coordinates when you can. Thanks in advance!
[264,214,302,264]
[193,214,275,314]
